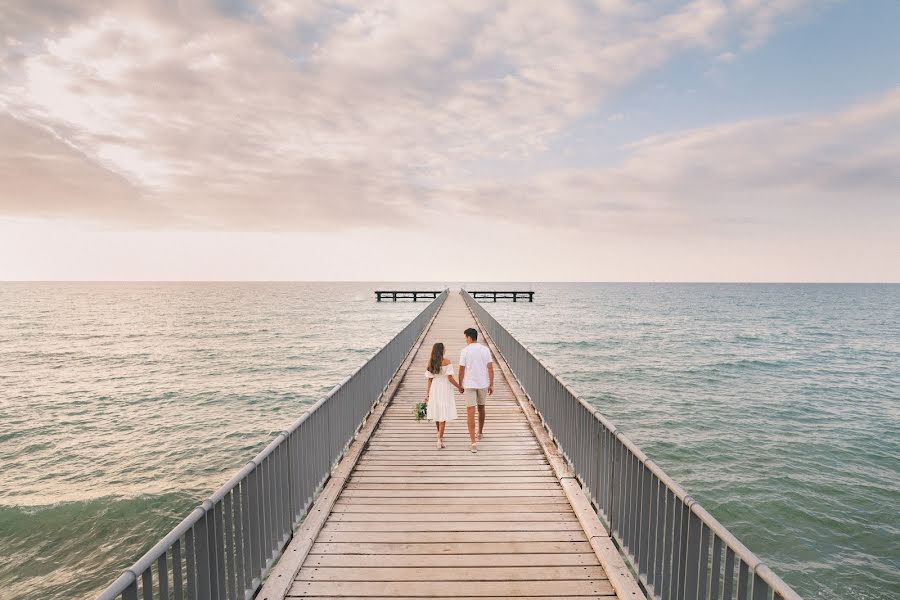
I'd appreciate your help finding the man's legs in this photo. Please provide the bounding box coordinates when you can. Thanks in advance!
[464,389,478,445]
[466,406,477,444]
[475,388,487,438]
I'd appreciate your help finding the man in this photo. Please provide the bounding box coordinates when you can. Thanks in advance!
[457,327,493,453]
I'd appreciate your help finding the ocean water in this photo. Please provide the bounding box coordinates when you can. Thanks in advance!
[0,283,426,600]
[1,283,897,600]
[486,283,900,600]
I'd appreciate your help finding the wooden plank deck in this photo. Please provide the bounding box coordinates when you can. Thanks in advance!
[281,293,631,599]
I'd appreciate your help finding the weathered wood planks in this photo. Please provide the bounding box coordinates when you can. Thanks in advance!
[280,293,624,599]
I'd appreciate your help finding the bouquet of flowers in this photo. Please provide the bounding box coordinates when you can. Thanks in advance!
[414,401,428,421]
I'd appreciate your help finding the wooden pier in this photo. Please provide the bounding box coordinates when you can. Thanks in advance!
[376,290,443,302]
[261,292,641,600]
[467,290,534,302]
[98,290,802,600]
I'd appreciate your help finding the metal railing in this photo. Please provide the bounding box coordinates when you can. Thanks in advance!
[97,290,447,600]
[462,290,801,600]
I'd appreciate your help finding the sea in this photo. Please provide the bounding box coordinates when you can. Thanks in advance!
[0,282,897,600]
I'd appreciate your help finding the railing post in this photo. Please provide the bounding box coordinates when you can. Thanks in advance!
[195,510,211,600]
[123,579,138,600]
[158,553,169,600]
[173,539,184,600]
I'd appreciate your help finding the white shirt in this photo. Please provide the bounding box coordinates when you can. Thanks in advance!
[459,343,492,389]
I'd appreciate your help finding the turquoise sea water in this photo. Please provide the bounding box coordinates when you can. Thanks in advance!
[0,283,897,599]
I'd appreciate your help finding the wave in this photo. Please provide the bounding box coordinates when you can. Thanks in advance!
[0,492,198,600]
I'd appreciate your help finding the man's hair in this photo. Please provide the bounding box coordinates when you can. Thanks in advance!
[464,328,478,341]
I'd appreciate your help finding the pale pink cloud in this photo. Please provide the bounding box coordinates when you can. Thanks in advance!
[0,0,826,231]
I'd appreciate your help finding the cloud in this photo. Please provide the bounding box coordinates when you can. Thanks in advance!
[451,88,900,233]
[733,0,816,48]
[0,113,168,224]
[0,0,838,231]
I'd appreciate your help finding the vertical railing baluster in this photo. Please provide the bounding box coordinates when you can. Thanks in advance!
[710,536,723,600]
[737,560,750,600]
[265,454,276,559]
[683,510,701,600]
[224,493,236,599]
[698,522,711,600]
[611,441,623,539]
[186,527,196,600]
[623,451,635,559]
[207,502,220,599]
[752,571,769,600]
[270,447,282,553]
[141,568,152,600]
[723,548,736,600]
[661,488,674,599]
[158,552,170,600]
[653,476,666,596]
[280,442,291,544]
[267,454,277,559]
[240,478,252,593]
[630,452,641,562]
[216,500,228,598]
[640,463,654,587]
[123,579,138,600]
[670,497,684,600]
[634,456,646,568]
[173,539,184,600]
[618,446,630,550]
[248,466,261,586]
[198,511,213,600]
[678,502,692,598]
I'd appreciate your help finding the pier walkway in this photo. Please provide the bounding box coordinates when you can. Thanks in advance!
[264,292,639,599]
[98,290,802,600]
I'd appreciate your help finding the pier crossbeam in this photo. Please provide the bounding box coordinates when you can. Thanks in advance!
[270,292,636,599]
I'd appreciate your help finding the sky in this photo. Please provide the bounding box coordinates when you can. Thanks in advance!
[0,0,898,282]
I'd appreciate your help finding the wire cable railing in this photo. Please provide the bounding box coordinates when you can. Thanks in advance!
[97,290,448,600]
[462,290,801,600]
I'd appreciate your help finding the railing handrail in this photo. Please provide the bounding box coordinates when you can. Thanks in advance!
[461,290,801,600]
[97,290,448,600]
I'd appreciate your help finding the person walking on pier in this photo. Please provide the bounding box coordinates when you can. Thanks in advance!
[458,327,494,453]
[424,342,463,449]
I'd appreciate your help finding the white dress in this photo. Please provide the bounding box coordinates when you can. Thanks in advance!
[425,363,458,422]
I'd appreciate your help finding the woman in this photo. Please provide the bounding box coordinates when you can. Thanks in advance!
[424,342,462,448]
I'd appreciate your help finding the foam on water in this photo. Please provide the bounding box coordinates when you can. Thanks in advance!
[1,283,897,599]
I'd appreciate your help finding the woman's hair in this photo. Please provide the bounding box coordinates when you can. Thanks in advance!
[427,342,445,375]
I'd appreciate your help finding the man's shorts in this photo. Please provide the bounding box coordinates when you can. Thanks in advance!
[464,388,488,407]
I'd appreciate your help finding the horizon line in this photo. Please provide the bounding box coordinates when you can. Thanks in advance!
[2,280,898,285]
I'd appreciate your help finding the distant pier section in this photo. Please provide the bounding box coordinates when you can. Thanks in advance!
[376,290,535,302]
[375,290,442,302]
[467,290,534,302]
